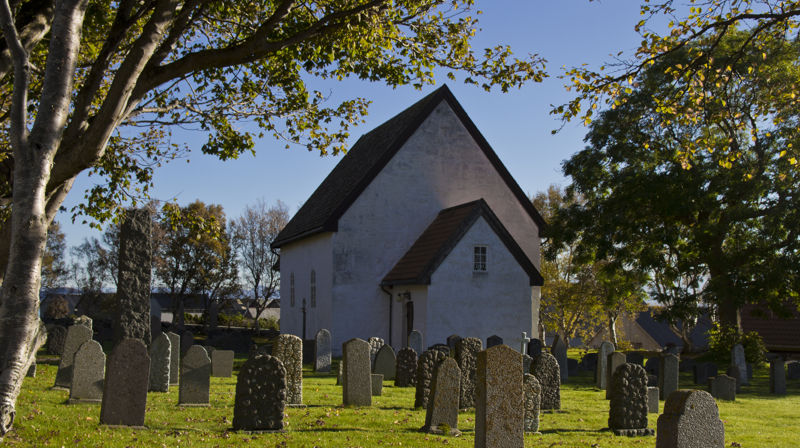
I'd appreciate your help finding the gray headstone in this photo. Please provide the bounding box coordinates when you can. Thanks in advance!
[273,334,303,405]
[212,349,234,378]
[69,340,105,403]
[179,345,211,406]
[46,325,68,356]
[54,324,93,388]
[693,362,718,385]
[373,344,396,380]
[148,332,171,392]
[523,373,541,433]
[180,330,194,356]
[608,363,653,436]
[99,339,149,427]
[342,338,371,406]
[656,390,724,448]
[788,361,800,380]
[368,336,385,368]
[314,329,332,373]
[606,352,627,399]
[709,374,736,401]
[167,332,180,385]
[408,330,423,356]
[475,344,523,448]
[233,354,286,432]
[395,347,418,387]
[421,357,461,435]
[455,337,482,409]
[596,341,615,389]
[531,352,561,411]
[486,335,503,348]
[371,373,383,396]
[113,208,152,347]
[770,359,786,395]
[551,334,568,383]
[415,348,448,409]
[446,334,462,353]
[659,354,679,400]
[731,344,748,386]
[527,338,543,357]
[648,387,660,413]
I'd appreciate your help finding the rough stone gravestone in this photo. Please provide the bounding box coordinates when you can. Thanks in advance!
[708,374,736,401]
[656,390,725,448]
[531,352,561,411]
[179,345,211,406]
[693,362,718,385]
[446,334,462,354]
[486,335,503,348]
[415,348,448,409]
[788,361,800,380]
[527,338,543,357]
[113,208,152,347]
[659,354,679,400]
[551,334,568,383]
[47,325,67,356]
[54,324,93,388]
[596,341,615,389]
[69,340,105,403]
[455,337,482,409]
[314,329,332,373]
[770,359,786,395]
[148,332,171,392]
[608,363,653,436]
[605,352,627,399]
[523,373,541,433]
[167,331,180,385]
[99,339,150,427]
[428,343,450,355]
[731,343,748,386]
[273,334,303,406]
[522,354,532,375]
[395,347,418,387]
[475,344,523,448]
[180,330,194,356]
[371,374,384,396]
[368,336,385,368]
[232,354,287,432]
[648,387,660,413]
[408,330,423,356]
[212,349,235,378]
[421,357,461,435]
[342,338,371,406]
[373,344,397,380]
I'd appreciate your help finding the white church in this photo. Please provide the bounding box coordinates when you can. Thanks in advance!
[271,85,545,355]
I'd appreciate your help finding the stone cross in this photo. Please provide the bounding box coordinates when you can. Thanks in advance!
[233,354,287,432]
[421,357,461,436]
[520,331,531,354]
[656,390,724,448]
[99,338,150,427]
[475,344,523,448]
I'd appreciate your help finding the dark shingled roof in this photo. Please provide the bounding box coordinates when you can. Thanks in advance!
[271,85,546,248]
[741,303,800,352]
[381,199,544,286]
[635,308,712,349]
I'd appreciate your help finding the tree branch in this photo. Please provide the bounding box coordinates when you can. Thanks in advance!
[0,0,30,150]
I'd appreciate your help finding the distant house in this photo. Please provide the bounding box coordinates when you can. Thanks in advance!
[741,303,800,355]
[587,307,712,352]
[272,86,545,355]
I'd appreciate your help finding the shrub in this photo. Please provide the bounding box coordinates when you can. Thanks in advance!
[257,316,279,331]
[707,323,766,367]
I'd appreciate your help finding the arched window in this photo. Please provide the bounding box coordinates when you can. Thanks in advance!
[310,270,316,308]
[290,272,295,307]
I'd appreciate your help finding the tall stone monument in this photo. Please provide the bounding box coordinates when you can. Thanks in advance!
[273,334,303,406]
[113,208,152,347]
[475,344,523,448]
[596,341,615,389]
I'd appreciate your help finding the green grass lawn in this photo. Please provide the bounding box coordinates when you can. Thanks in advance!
[4,353,798,447]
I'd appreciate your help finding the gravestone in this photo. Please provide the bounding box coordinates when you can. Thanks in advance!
[648,374,658,387]
[408,330,423,355]
[693,362,718,386]
[486,335,503,348]
[69,340,105,403]
[596,341,615,389]
[46,325,67,356]
[180,330,194,356]
[659,354,679,400]
[395,347,418,387]
[608,363,653,436]
[605,352,627,399]
[475,344,523,448]
[150,313,161,340]
[99,338,149,427]
[428,343,450,356]
[371,374,384,396]
[581,352,598,371]
[567,358,578,376]
[336,361,342,385]
[373,344,397,380]
[770,359,786,395]
[648,387,660,413]
[273,334,303,406]
[527,338,543,357]
[645,357,659,376]
[656,390,724,448]
[551,334,568,383]
[455,337,482,409]
[314,329,332,373]
[731,343,748,386]
[708,374,736,401]
[414,348,448,409]
[725,365,743,392]
[626,352,645,366]
[113,208,152,347]
[342,338,371,406]
[148,332,171,392]
[788,361,800,380]
[179,345,211,406]
[446,334,462,354]
[232,354,287,432]
[531,352,561,411]
[421,357,461,436]
[523,373,541,433]
[212,349,235,377]
[522,354,532,375]
[54,324,93,388]
[368,336,385,368]
[167,332,180,385]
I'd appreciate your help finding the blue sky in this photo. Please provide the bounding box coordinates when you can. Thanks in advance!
[58,1,656,250]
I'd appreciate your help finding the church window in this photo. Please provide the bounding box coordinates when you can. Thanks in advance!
[290,272,295,307]
[473,245,488,272]
[310,270,316,308]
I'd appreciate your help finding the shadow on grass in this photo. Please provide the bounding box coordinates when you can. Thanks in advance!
[540,428,606,435]
[290,427,370,433]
